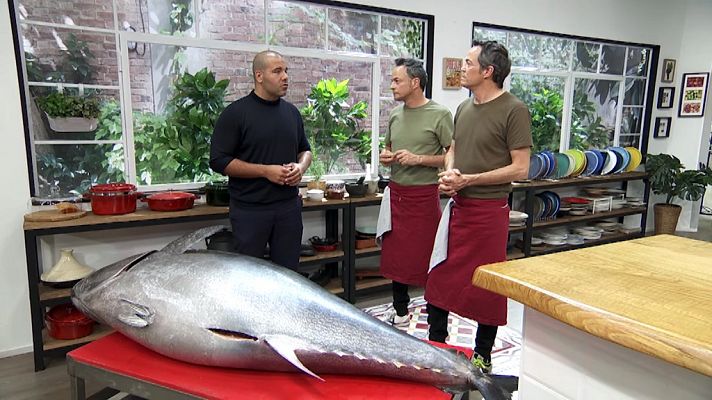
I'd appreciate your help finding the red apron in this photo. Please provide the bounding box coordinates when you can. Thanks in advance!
[380,182,441,286]
[424,196,509,326]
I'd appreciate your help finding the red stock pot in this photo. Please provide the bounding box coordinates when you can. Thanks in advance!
[87,183,139,215]
[45,304,94,340]
[141,191,198,211]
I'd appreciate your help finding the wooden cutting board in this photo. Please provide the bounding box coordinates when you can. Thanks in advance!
[24,210,88,222]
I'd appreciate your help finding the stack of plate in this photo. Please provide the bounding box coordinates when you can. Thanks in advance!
[509,210,528,228]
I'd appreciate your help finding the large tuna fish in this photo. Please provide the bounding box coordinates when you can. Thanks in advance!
[72,226,509,399]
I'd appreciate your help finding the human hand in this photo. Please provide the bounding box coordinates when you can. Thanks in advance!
[379,149,395,166]
[283,163,304,186]
[265,165,291,185]
[393,149,422,166]
[438,168,464,197]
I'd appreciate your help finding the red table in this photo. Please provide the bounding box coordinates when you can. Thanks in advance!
[67,333,473,400]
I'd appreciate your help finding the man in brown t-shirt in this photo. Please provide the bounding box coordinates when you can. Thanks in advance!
[424,40,532,373]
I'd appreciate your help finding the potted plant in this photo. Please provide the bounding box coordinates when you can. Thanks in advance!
[646,153,712,234]
[36,92,100,133]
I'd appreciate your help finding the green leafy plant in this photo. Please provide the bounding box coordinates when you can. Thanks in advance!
[646,153,712,204]
[36,92,100,119]
[300,78,371,175]
[134,67,228,184]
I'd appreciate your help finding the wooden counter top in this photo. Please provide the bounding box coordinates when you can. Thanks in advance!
[473,235,712,377]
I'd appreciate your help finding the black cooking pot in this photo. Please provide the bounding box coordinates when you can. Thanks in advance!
[205,228,235,252]
[204,181,229,206]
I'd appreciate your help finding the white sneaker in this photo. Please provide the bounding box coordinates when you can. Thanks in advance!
[383,309,411,327]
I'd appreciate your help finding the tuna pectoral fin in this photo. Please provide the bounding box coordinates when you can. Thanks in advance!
[264,335,324,382]
[117,299,154,328]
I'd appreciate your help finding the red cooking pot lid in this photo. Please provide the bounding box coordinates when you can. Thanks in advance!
[91,183,137,193]
[46,304,92,323]
[147,191,195,200]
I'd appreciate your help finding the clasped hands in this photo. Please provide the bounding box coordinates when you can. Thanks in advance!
[266,163,303,186]
[438,168,467,197]
[379,149,421,166]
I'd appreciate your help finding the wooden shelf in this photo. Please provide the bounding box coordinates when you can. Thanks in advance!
[355,277,391,291]
[512,171,647,191]
[509,225,526,233]
[354,247,381,258]
[299,249,344,266]
[532,207,647,230]
[43,324,114,351]
[39,285,72,303]
[324,278,344,295]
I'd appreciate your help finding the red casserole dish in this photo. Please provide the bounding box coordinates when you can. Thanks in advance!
[142,191,198,211]
[87,183,139,215]
[45,304,94,340]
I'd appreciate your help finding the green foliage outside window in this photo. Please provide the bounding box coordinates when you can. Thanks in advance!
[36,92,100,119]
[300,78,371,175]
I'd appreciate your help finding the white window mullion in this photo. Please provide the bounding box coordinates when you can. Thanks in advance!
[264,0,269,47]
[561,74,574,152]
[118,34,137,185]
[614,81,626,147]
[371,61,380,173]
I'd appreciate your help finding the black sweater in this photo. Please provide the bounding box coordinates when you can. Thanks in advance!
[210,91,310,207]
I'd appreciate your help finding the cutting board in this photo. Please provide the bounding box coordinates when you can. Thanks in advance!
[24,210,88,222]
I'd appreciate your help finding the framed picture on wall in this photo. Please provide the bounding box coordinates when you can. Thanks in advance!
[653,117,672,138]
[661,59,676,83]
[657,87,675,109]
[442,57,463,90]
[678,72,710,117]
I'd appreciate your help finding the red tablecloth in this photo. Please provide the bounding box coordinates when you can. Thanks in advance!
[68,333,472,399]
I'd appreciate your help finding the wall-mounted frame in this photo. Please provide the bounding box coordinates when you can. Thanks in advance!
[661,59,676,83]
[678,72,709,117]
[653,117,671,138]
[657,87,675,109]
[442,57,462,90]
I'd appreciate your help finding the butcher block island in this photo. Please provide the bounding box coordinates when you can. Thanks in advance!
[473,235,712,400]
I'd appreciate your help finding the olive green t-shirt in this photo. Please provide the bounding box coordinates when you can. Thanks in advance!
[453,92,532,199]
[385,100,454,186]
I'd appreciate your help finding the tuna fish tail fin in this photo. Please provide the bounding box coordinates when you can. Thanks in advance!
[160,225,227,255]
[466,366,513,400]
[264,335,325,382]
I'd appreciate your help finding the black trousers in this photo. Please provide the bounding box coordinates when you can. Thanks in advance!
[427,303,498,361]
[229,196,303,270]
[392,281,410,316]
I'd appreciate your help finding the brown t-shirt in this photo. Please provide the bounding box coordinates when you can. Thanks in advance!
[453,92,532,199]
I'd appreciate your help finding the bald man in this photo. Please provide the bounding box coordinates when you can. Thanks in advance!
[210,50,312,270]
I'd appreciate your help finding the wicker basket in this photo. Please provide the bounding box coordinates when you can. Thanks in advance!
[653,203,681,235]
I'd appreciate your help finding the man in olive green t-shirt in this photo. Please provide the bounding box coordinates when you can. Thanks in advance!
[378,58,453,327]
[425,41,532,374]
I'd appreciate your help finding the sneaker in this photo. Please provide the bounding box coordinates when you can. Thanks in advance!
[471,353,492,374]
[383,309,411,327]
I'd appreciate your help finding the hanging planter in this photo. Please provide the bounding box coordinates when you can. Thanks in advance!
[36,92,100,133]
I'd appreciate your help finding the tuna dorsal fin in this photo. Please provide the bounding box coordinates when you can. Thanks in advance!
[160,225,227,255]
[264,335,324,382]
[117,299,154,328]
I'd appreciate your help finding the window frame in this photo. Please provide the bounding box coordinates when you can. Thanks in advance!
[11,0,434,196]
[473,21,659,155]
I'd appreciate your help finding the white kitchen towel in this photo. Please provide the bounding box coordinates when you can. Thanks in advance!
[375,187,391,247]
[428,198,454,273]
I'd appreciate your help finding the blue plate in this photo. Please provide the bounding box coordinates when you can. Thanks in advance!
[583,151,598,176]
[542,151,556,178]
[528,155,542,180]
[592,149,606,175]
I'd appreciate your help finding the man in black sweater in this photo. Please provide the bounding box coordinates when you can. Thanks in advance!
[210,50,312,270]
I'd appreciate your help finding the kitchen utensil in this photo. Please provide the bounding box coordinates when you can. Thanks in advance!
[142,191,198,211]
[87,183,139,215]
[41,248,93,288]
[45,304,94,340]
[24,209,87,222]
[204,181,229,206]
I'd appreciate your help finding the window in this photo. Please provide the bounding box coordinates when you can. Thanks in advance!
[13,0,432,197]
[473,23,657,154]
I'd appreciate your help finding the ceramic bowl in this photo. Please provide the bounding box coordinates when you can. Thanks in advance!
[306,189,324,201]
